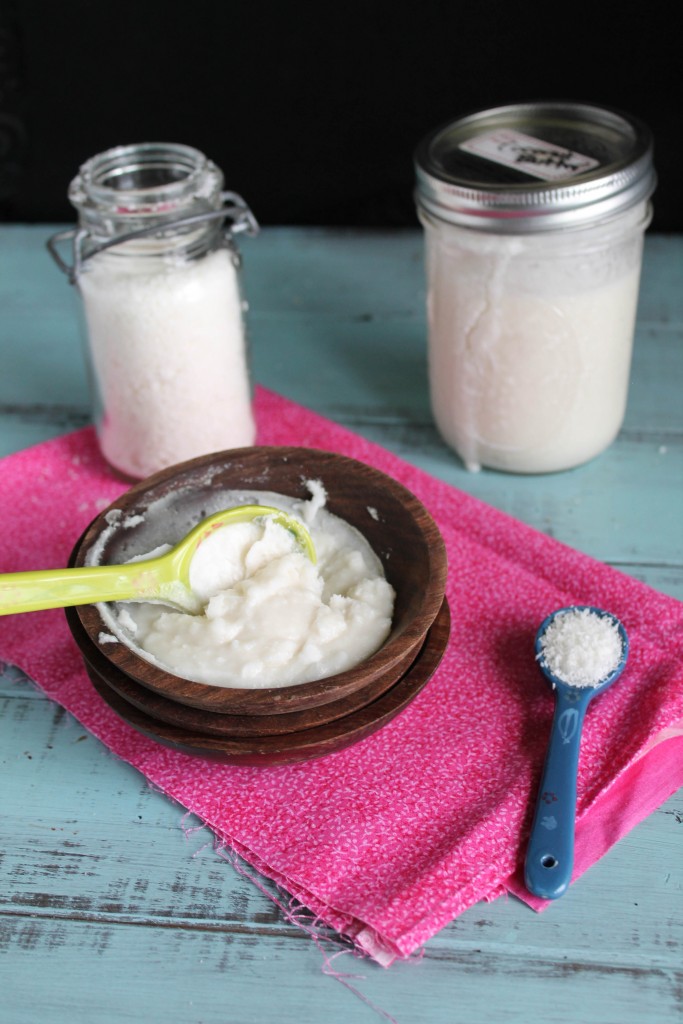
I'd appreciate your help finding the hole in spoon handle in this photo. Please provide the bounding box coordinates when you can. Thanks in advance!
[524,690,589,900]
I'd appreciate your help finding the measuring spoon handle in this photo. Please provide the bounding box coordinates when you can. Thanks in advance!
[524,688,590,899]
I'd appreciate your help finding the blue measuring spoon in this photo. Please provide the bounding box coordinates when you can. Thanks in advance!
[524,606,629,900]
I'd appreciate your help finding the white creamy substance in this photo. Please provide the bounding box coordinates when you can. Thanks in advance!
[422,206,648,473]
[99,486,395,688]
[79,246,255,479]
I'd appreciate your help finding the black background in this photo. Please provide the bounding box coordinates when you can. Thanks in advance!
[1,0,680,230]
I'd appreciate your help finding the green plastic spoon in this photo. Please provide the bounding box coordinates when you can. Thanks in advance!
[0,505,316,617]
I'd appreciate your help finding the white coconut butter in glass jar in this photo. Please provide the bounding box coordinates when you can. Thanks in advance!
[414,103,656,473]
[48,143,258,480]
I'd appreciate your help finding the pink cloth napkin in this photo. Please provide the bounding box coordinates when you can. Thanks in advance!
[1,387,682,964]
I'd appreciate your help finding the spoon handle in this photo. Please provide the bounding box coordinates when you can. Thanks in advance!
[0,506,315,617]
[524,688,591,899]
[0,560,175,615]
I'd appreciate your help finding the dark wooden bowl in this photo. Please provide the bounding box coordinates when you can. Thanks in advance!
[82,599,451,765]
[68,446,448,717]
[67,601,443,737]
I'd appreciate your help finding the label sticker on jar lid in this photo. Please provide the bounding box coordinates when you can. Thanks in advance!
[460,128,600,182]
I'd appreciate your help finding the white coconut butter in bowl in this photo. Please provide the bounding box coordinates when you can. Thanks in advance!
[98,483,397,689]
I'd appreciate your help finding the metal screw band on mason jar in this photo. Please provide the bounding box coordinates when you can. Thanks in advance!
[414,102,656,233]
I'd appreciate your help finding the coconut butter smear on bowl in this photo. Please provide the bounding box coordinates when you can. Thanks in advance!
[99,482,396,688]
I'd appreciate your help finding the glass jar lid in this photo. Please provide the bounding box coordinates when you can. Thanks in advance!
[414,102,656,232]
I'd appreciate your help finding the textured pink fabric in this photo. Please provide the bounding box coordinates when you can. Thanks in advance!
[1,387,682,964]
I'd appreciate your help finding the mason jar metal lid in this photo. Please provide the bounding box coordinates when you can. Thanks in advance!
[414,102,656,232]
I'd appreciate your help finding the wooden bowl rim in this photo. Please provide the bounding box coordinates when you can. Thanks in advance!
[70,446,448,715]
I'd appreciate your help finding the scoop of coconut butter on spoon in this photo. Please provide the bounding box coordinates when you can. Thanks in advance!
[0,505,316,617]
[524,605,629,900]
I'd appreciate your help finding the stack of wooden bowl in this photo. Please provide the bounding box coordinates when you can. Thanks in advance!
[66,447,449,765]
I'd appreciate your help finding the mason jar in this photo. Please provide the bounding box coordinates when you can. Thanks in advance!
[414,103,656,474]
[48,142,258,480]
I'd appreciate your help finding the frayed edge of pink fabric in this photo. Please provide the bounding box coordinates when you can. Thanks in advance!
[178,812,406,1007]
[176,805,399,965]
[211,840,403,1018]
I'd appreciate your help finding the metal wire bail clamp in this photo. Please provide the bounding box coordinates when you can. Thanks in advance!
[46,191,259,284]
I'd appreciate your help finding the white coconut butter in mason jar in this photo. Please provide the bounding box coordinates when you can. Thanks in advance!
[414,103,656,473]
[48,143,258,479]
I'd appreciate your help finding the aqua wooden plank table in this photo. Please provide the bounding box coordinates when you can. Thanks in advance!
[1,225,682,1024]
